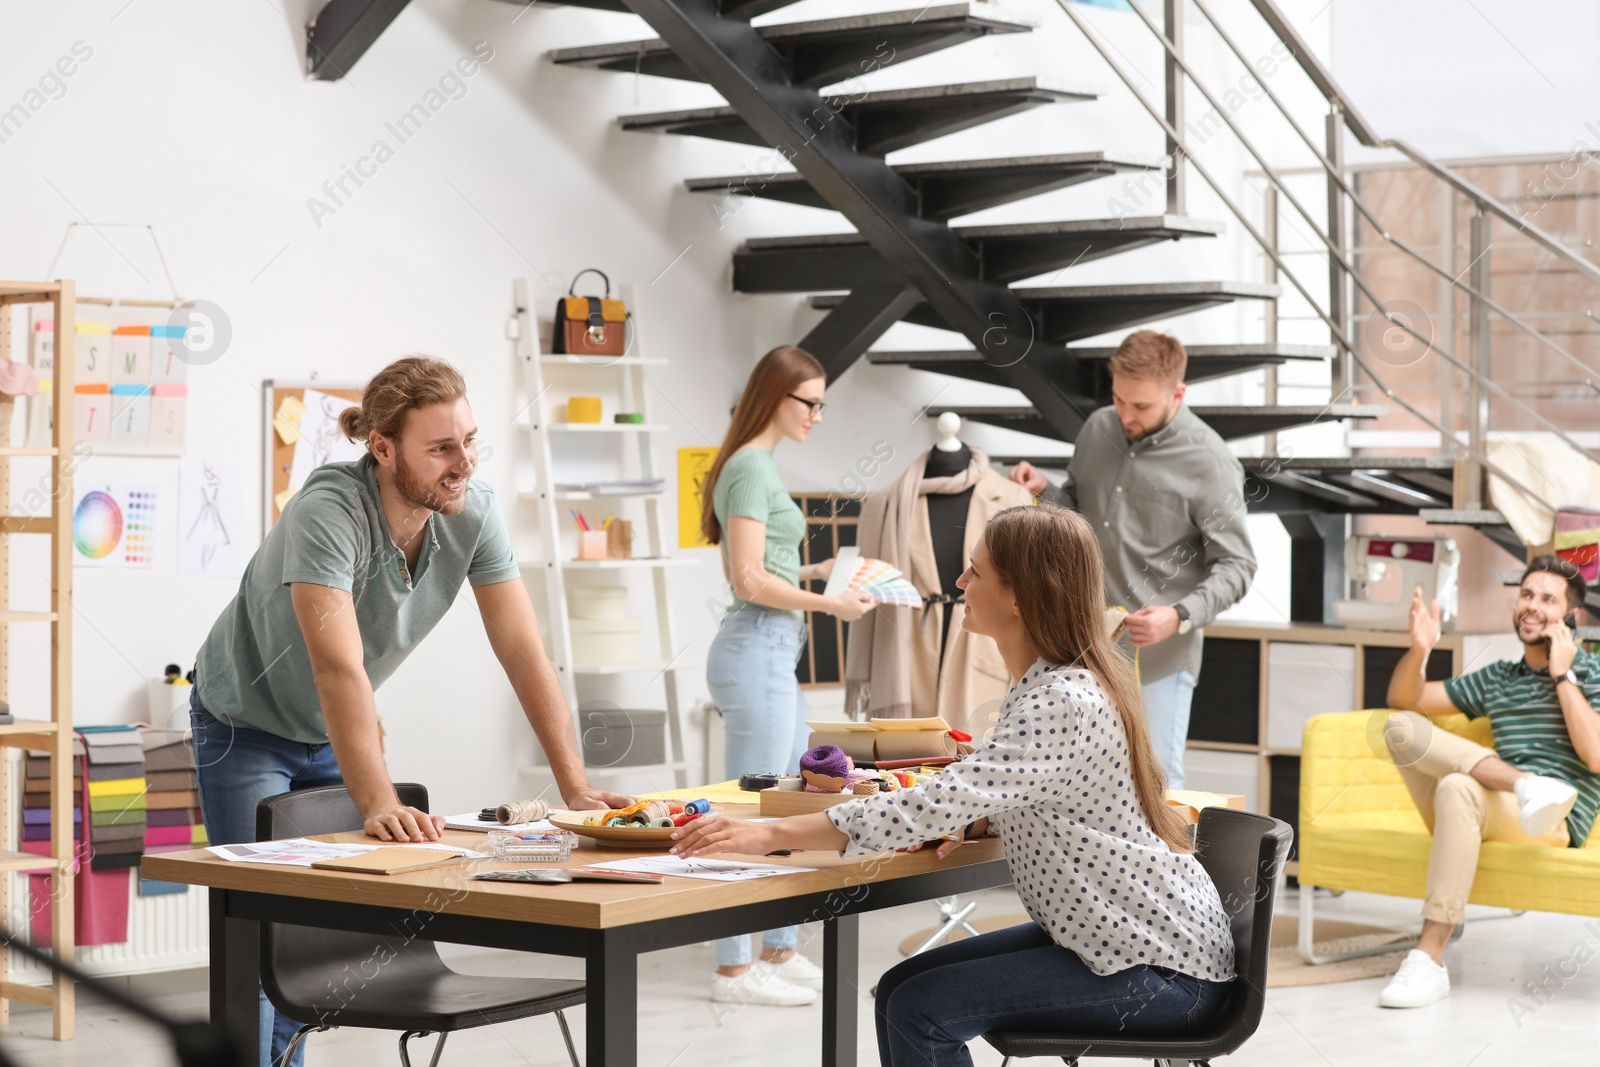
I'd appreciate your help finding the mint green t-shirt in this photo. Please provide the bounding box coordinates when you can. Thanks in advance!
[713,447,805,619]
[194,455,521,743]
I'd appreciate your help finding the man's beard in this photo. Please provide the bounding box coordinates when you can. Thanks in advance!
[394,452,468,517]
[1124,403,1179,442]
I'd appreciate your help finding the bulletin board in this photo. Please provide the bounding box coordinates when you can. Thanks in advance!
[262,380,364,534]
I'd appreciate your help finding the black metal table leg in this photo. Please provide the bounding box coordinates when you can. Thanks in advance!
[586,929,639,1067]
[823,914,860,1067]
[210,889,259,1059]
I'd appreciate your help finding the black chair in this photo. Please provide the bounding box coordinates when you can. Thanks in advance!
[982,807,1293,1067]
[256,784,585,1067]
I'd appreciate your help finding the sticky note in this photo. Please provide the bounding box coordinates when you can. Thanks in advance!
[274,486,296,517]
[274,395,304,445]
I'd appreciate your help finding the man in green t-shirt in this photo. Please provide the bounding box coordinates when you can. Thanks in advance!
[191,356,631,1067]
[1376,554,1598,1009]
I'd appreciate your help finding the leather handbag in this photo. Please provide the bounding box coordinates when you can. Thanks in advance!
[552,269,627,356]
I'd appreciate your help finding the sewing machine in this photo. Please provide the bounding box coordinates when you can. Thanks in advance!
[1332,535,1460,632]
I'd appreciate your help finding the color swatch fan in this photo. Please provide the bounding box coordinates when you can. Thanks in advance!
[823,547,923,608]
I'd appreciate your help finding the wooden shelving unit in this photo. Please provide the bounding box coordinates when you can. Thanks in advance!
[0,279,76,1039]
[1188,620,1518,875]
[509,277,698,792]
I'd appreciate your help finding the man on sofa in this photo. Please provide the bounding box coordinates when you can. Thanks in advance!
[1379,554,1599,1008]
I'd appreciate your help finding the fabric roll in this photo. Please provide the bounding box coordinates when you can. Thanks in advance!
[89,794,146,814]
[146,790,199,808]
[90,809,147,828]
[90,822,144,843]
[31,867,130,947]
[87,761,145,782]
[87,778,145,798]
[144,825,192,847]
[145,808,193,828]
[84,744,143,765]
[146,770,195,792]
[144,746,194,773]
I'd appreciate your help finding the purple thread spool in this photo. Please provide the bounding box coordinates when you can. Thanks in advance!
[800,743,852,780]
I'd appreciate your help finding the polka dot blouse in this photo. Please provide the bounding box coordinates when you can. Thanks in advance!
[826,659,1236,981]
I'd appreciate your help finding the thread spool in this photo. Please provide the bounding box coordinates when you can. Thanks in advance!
[496,799,551,824]
[801,744,852,780]
[639,800,671,823]
[852,781,879,796]
[683,799,711,815]
[649,817,675,828]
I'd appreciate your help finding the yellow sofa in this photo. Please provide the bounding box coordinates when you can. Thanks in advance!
[1296,710,1600,962]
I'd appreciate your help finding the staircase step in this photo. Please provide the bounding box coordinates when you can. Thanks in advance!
[734,216,1221,291]
[941,404,1382,443]
[990,453,1459,514]
[688,151,1164,220]
[1421,508,1523,558]
[812,280,1278,345]
[620,77,1095,155]
[868,343,1332,388]
[501,0,805,14]
[549,4,1032,88]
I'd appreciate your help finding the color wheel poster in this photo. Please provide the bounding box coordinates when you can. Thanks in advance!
[73,484,158,568]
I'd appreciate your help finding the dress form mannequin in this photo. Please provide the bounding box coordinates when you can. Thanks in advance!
[924,412,974,662]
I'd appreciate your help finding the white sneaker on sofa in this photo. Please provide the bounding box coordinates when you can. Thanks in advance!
[1378,949,1450,1008]
[1514,775,1578,836]
[710,965,818,1007]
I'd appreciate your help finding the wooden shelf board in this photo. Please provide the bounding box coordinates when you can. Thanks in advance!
[0,850,65,873]
[570,661,701,676]
[547,491,666,502]
[540,356,667,367]
[0,612,57,623]
[1186,740,1260,753]
[522,557,699,571]
[0,448,58,457]
[0,981,60,1006]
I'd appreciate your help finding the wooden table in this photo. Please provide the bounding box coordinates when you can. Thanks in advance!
[142,810,1011,1067]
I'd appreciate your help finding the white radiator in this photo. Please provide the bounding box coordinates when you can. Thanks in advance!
[4,873,209,980]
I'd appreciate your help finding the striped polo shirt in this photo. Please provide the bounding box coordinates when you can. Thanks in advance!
[1444,650,1600,846]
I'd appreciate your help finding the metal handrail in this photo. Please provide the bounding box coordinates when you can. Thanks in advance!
[1247,0,1600,290]
[1188,0,1600,396]
[1101,0,1594,481]
[1049,0,1562,514]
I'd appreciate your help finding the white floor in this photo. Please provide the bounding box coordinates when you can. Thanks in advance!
[3,885,1600,1066]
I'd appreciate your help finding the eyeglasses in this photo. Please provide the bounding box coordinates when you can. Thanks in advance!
[787,393,827,418]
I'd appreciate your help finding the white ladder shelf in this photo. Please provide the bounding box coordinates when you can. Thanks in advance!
[511,277,697,792]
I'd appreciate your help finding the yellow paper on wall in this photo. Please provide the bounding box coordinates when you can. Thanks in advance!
[274,486,296,518]
[273,395,305,444]
[678,446,718,549]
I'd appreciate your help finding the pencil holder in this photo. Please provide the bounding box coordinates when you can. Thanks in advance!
[578,531,608,560]
[606,520,633,559]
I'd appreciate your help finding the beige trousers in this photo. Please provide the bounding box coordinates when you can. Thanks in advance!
[1384,711,1569,925]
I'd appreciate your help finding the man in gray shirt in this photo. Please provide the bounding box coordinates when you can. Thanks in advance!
[1011,331,1256,786]
[192,357,631,1067]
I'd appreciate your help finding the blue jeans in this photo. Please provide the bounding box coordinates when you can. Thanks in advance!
[191,689,343,1067]
[1142,668,1197,789]
[706,608,810,967]
[874,921,1232,1067]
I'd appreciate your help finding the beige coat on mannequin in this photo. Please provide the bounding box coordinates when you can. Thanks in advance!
[846,453,1033,737]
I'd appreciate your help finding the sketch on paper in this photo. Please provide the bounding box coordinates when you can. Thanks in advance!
[178,461,246,579]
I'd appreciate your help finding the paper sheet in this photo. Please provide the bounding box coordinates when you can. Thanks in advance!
[442,810,568,834]
[178,461,246,580]
[207,838,377,867]
[288,388,365,491]
[583,856,816,882]
[273,395,304,445]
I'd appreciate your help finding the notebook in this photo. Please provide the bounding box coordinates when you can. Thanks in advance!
[309,847,465,875]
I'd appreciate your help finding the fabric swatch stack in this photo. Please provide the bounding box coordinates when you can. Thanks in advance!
[21,737,84,855]
[80,725,148,872]
[140,729,204,896]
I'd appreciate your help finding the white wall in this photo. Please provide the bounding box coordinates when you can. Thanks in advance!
[0,0,1327,810]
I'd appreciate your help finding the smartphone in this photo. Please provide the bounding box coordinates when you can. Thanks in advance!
[1565,611,1580,631]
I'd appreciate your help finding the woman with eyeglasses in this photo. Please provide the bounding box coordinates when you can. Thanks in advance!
[699,344,876,1006]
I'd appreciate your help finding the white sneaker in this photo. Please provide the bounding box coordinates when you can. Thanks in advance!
[1377,949,1450,1008]
[766,953,824,990]
[1514,775,1578,836]
[710,966,818,1007]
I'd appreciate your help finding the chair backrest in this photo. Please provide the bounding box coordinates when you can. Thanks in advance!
[1192,807,1293,1039]
[255,784,436,1025]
